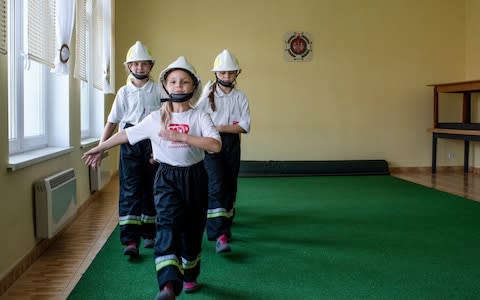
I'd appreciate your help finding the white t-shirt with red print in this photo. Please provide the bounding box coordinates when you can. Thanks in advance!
[125,108,221,167]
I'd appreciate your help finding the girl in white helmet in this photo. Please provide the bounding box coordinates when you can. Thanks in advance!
[86,41,161,257]
[82,56,221,300]
[196,49,251,254]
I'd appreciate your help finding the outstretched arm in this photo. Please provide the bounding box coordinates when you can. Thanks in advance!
[88,122,118,168]
[82,131,129,168]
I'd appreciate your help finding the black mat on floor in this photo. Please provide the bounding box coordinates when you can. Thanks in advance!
[239,160,389,176]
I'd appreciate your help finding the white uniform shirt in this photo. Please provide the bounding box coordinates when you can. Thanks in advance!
[196,87,251,133]
[107,80,162,130]
[125,108,221,167]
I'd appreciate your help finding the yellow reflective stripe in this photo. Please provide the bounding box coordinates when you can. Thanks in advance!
[207,208,234,219]
[141,219,156,224]
[119,215,142,226]
[141,214,156,224]
[182,254,201,270]
[119,219,142,225]
[119,215,141,221]
[207,211,228,218]
[155,259,182,272]
[155,255,184,274]
[119,215,155,225]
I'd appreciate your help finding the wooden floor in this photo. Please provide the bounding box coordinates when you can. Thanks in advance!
[0,177,119,300]
[391,168,480,202]
[1,169,480,299]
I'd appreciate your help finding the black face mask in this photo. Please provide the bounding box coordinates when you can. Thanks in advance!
[129,69,149,80]
[161,92,194,103]
[128,62,153,80]
[128,64,153,80]
[217,78,235,88]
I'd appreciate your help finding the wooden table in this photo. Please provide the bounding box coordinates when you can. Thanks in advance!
[427,80,480,173]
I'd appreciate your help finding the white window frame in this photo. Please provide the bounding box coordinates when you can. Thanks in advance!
[7,0,72,171]
[8,0,48,154]
[80,76,104,142]
[79,0,114,144]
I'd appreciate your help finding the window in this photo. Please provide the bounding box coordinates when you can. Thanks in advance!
[9,60,48,153]
[80,76,104,141]
[7,0,71,169]
[78,0,114,143]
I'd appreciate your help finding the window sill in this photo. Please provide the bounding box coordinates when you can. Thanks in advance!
[8,146,74,172]
[80,137,100,149]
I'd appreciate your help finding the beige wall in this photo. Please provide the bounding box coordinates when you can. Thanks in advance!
[466,0,480,166]
[0,0,476,283]
[117,0,467,168]
[0,45,94,278]
[466,0,480,79]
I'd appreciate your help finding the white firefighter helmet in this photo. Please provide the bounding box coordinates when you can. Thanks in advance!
[211,49,241,72]
[159,56,202,104]
[159,56,200,86]
[123,41,155,66]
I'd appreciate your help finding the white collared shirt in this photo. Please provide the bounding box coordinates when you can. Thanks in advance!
[196,87,251,133]
[107,79,162,130]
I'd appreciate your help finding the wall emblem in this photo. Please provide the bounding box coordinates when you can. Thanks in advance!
[284,32,312,62]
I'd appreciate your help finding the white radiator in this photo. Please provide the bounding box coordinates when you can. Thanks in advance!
[34,168,77,239]
[89,151,110,193]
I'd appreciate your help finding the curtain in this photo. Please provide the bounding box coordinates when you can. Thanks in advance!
[52,0,75,74]
[92,0,114,93]
[92,0,103,90]
[74,0,113,92]
[0,0,6,55]
[102,0,113,93]
[26,0,56,68]
[74,0,87,81]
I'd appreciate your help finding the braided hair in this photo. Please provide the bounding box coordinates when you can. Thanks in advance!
[208,82,217,112]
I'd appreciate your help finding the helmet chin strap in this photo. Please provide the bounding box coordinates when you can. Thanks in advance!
[217,78,236,88]
[129,68,149,80]
[217,79,234,88]
[160,68,199,102]
[161,85,196,103]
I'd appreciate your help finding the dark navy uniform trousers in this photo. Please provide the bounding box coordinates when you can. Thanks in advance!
[204,133,241,241]
[118,123,158,246]
[154,161,208,295]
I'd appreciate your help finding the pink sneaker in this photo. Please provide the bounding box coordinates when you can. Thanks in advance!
[123,242,139,256]
[183,281,200,293]
[155,282,175,300]
[215,234,231,253]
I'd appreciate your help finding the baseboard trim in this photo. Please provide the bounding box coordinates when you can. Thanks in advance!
[239,160,390,176]
[0,238,51,296]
